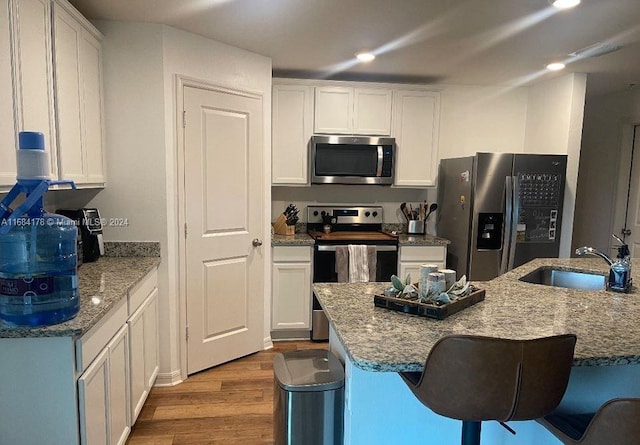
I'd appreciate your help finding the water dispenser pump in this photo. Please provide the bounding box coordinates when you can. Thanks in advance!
[0,131,79,326]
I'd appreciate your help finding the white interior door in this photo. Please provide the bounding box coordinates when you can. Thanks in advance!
[183,85,264,375]
[624,125,640,256]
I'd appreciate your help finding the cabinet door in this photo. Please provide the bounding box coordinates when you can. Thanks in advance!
[52,0,105,185]
[143,289,159,389]
[353,88,392,135]
[52,1,85,182]
[272,84,313,184]
[393,90,441,187]
[107,325,130,445]
[0,1,17,186]
[314,86,353,134]
[272,261,312,330]
[128,302,146,423]
[79,27,105,184]
[11,0,57,178]
[78,347,109,445]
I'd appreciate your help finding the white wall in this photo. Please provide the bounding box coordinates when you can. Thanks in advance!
[160,26,272,378]
[439,84,528,158]
[574,89,640,253]
[523,73,587,257]
[86,21,176,378]
[83,21,271,383]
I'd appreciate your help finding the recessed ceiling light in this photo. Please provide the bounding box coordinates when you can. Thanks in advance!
[356,52,375,62]
[552,0,580,9]
[546,62,566,71]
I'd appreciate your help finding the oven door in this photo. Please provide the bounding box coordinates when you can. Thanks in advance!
[311,244,398,341]
[312,244,398,283]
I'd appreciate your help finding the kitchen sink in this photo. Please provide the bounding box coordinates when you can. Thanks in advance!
[518,267,606,291]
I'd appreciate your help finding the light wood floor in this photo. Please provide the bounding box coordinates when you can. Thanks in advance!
[126,340,328,445]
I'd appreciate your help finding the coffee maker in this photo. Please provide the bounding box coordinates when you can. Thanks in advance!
[57,208,105,263]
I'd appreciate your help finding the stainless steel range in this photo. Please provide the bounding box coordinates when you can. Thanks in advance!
[308,206,399,340]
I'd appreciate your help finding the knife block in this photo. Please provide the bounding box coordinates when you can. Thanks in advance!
[273,214,295,236]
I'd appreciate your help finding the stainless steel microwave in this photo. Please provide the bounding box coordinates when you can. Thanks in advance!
[310,135,395,185]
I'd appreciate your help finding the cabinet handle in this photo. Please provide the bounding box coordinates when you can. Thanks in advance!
[252,238,263,247]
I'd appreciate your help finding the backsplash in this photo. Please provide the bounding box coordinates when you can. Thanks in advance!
[273,185,439,235]
[103,241,161,257]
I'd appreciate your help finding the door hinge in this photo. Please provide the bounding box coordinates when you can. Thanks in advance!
[182,110,187,128]
[184,223,188,238]
[186,326,189,341]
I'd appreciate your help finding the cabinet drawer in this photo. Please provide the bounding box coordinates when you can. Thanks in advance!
[76,297,128,373]
[399,246,446,262]
[128,268,158,315]
[273,246,312,262]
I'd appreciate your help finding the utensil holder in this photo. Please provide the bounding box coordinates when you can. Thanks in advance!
[407,220,425,235]
[273,214,295,236]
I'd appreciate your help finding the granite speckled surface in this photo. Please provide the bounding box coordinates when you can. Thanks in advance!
[314,257,640,372]
[0,257,160,338]
[397,234,450,246]
[271,232,448,246]
[271,233,315,246]
[104,241,160,257]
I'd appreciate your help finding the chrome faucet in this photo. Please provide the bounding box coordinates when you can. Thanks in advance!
[575,246,614,266]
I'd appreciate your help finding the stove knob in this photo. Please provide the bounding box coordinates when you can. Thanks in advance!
[365,211,371,217]
[320,211,326,216]
[372,211,378,217]
[313,211,319,216]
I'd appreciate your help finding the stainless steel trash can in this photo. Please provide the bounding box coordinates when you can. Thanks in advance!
[273,349,345,445]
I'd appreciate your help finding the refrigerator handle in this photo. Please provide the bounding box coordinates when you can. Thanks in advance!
[500,176,513,275]
[507,175,520,271]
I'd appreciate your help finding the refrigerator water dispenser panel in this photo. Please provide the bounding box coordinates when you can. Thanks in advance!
[477,213,503,250]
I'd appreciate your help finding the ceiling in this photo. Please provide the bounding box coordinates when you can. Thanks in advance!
[68,0,640,98]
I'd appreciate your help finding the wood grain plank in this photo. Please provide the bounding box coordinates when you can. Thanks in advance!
[126,341,328,445]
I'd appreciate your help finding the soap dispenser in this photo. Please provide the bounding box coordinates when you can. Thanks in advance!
[608,234,632,292]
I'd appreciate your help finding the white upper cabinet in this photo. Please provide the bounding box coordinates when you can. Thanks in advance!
[0,0,17,186]
[315,86,392,135]
[272,84,313,185]
[53,0,105,185]
[11,0,58,179]
[392,89,441,187]
[353,88,392,135]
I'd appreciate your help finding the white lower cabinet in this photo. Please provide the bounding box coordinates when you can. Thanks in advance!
[398,245,447,282]
[77,267,158,444]
[129,287,159,423]
[272,246,312,333]
[78,324,130,445]
[78,346,109,445]
[108,325,130,445]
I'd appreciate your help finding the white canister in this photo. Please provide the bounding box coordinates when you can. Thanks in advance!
[420,264,440,298]
[438,269,456,291]
[426,272,446,300]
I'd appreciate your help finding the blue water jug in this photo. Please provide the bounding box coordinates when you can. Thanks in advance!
[0,132,78,326]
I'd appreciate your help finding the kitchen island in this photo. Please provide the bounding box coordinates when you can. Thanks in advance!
[313,258,640,445]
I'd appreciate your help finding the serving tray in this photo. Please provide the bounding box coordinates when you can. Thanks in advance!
[373,287,485,320]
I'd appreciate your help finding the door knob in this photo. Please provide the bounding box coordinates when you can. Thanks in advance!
[252,238,263,247]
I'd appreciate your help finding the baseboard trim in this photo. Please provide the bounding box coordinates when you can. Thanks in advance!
[153,370,183,387]
[270,330,311,340]
[264,336,273,350]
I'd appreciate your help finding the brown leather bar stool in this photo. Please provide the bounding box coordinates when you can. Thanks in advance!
[400,334,577,445]
[538,398,640,444]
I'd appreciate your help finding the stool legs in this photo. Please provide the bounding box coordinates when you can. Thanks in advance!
[461,420,481,445]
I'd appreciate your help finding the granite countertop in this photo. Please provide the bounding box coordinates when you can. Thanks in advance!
[397,234,450,246]
[0,256,161,338]
[271,232,449,246]
[314,257,640,372]
[271,233,315,246]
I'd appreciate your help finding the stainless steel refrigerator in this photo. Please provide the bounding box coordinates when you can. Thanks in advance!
[436,152,567,281]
